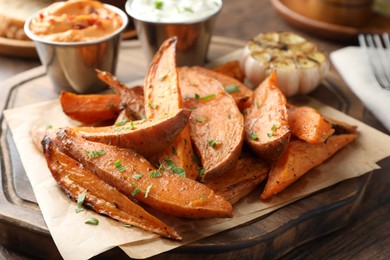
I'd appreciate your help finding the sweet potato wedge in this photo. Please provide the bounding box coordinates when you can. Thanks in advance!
[73,108,191,158]
[287,105,335,144]
[60,91,121,125]
[244,71,290,160]
[144,37,198,179]
[212,60,245,82]
[323,115,358,134]
[97,70,145,120]
[57,128,233,219]
[179,66,244,180]
[42,136,181,240]
[261,133,357,200]
[205,155,269,204]
[192,66,253,112]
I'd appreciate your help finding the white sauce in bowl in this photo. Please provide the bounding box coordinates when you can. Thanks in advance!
[126,0,222,24]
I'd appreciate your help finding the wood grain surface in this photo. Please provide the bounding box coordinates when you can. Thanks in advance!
[0,0,389,259]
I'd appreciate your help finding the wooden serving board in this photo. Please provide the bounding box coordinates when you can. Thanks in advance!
[0,37,372,259]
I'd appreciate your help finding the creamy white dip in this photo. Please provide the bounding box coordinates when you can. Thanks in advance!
[127,0,222,23]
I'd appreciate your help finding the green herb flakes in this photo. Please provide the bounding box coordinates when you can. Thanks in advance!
[249,132,259,140]
[200,94,216,101]
[124,224,133,228]
[150,170,162,178]
[85,149,106,159]
[131,187,141,197]
[132,173,144,180]
[154,0,163,10]
[115,119,127,126]
[208,140,217,148]
[164,158,186,177]
[114,160,126,172]
[267,125,276,138]
[85,217,99,225]
[224,84,240,93]
[76,193,86,213]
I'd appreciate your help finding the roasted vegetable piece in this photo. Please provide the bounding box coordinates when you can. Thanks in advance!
[60,91,121,125]
[57,128,233,219]
[192,66,253,112]
[72,108,191,158]
[42,136,181,240]
[244,71,290,160]
[240,31,329,96]
[212,60,245,82]
[97,70,145,120]
[287,104,335,144]
[261,134,357,200]
[144,37,198,179]
[179,66,244,180]
[205,155,269,204]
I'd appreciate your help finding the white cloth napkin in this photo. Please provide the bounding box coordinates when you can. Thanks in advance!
[330,47,390,132]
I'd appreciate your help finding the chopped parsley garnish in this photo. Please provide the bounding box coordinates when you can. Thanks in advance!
[115,119,127,126]
[184,7,193,13]
[154,0,164,10]
[208,140,217,148]
[150,170,162,178]
[46,124,53,129]
[145,184,153,198]
[224,84,240,93]
[192,154,200,164]
[200,94,216,101]
[85,217,99,225]
[172,146,177,155]
[148,102,157,109]
[249,132,259,140]
[107,103,114,109]
[76,193,86,213]
[124,224,133,228]
[131,187,141,197]
[200,193,205,202]
[132,173,144,180]
[164,158,186,177]
[267,125,276,138]
[85,149,106,159]
[194,93,200,101]
[198,167,205,178]
[114,160,126,172]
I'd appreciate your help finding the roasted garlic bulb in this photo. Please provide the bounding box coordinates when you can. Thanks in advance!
[240,32,329,96]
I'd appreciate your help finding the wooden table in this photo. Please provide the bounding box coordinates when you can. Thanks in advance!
[1,0,389,259]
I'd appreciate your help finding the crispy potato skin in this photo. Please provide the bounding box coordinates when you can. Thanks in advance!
[179,67,244,180]
[287,104,335,144]
[42,136,181,240]
[192,66,253,112]
[144,37,198,180]
[261,134,357,200]
[57,128,233,219]
[205,155,269,204]
[244,71,290,161]
[72,108,191,158]
[97,70,145,120]
[212,60,246,83]
[60,91,121,125]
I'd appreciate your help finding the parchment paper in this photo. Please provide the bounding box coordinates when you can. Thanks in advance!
[3,92,390,259]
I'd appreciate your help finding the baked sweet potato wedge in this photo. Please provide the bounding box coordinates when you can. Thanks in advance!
[192,66,253,111]
[205,155,269,204]
[212,60,245,82]
[261,133,357,200]
[42,136,181,240]
[179,66,244,180]
[287,104,335,144]
[57,128,233,219]
[72,108,190,158]
[144,37,198,179]
[60,91,121,125]
[244,71,290,160]
[97,70,145,120]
